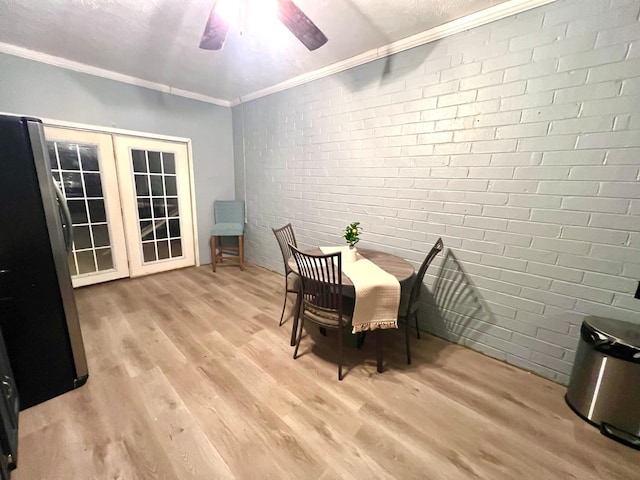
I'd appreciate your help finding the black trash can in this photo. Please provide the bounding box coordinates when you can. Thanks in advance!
[565,316,640,449]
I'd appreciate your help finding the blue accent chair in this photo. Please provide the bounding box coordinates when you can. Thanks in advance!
[210,200,245,272]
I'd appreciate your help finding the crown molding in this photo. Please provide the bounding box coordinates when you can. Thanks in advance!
[0,42,231,107]
[230,0,557,106]
[0,0,557,109]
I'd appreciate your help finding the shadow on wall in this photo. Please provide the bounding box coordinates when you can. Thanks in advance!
[338,42,442,93]
[420,249,497,349]
[337,0,441,92]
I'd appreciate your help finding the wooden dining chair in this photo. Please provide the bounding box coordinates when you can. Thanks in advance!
[400,237,444,365]
[272,224,302,344]
[290,245,354,381]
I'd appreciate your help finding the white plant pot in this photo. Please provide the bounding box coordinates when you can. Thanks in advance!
[344,246,358,263]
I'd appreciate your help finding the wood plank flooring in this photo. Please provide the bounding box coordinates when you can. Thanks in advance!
[14,264,639,479]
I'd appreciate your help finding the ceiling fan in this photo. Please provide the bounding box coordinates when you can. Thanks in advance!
[199,0,328,51]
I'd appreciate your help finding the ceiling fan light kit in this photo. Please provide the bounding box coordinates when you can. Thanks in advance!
[200,0,327,51]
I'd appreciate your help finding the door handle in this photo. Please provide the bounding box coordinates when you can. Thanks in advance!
[52,178,74,252]
[1,379,12,399]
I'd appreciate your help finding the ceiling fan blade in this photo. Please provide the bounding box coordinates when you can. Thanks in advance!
[200,2,230,50]
[277,0,327,51]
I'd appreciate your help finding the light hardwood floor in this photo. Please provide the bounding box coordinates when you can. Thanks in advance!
[15,264,639,479]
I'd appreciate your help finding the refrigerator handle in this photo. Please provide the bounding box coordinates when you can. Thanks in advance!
[52,179,73,252]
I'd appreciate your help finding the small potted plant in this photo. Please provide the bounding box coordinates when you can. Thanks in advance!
[343,221,361,262]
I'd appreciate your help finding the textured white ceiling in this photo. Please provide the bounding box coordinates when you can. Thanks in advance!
[0,0,511,102]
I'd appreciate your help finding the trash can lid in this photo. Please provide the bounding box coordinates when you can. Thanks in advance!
[583,316,640,361]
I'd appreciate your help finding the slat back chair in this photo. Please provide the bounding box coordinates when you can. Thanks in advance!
[272,224,301,340]
[290,245,351,380]
[402,237,444,364]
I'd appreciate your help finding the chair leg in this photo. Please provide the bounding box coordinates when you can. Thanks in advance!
[338,324,343,381]
[211,235,244,271]
[290,291,301,346]
[405,316,412,365]
[279,280,289,327]
[293,316,305,359]
[210,236,217,272]
[415,313,420,339]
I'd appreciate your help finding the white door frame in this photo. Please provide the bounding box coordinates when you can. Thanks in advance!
[44,126,130,287]
[113,135,195,277]
[40,117,200,269]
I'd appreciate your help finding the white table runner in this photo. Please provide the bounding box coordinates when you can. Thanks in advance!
[320,246,400,333]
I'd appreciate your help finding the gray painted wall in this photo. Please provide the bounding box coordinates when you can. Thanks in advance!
[233,0,640,384]
[232,104,245,201]
[0,52,234,264]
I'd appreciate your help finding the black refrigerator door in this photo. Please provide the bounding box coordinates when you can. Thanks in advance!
[0,114,84,409]
[0,328,18,478]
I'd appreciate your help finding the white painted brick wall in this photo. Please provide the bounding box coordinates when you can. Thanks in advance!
[233,0,640,385]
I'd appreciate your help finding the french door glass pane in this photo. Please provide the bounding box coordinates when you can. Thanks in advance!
[130,149,184,263]
[48,141,115,276]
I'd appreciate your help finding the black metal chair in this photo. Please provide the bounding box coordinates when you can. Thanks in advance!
[272,224,302,346]
[290,245,354,381]
[400,238,444,365]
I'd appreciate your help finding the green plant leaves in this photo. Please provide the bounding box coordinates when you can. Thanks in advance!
[343,221,362,247]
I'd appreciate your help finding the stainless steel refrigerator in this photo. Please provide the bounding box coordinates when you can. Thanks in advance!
[0,114,89,410]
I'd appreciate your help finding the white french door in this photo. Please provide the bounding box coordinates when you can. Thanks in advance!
[44,127,195,285]
[44,127,129,287]
[113,136,195,277]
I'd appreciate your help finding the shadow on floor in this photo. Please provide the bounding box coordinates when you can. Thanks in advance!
[279,248,498,378]
[281,303,456,379]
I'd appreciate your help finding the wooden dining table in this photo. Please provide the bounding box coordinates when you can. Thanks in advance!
[288,247,415,373]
